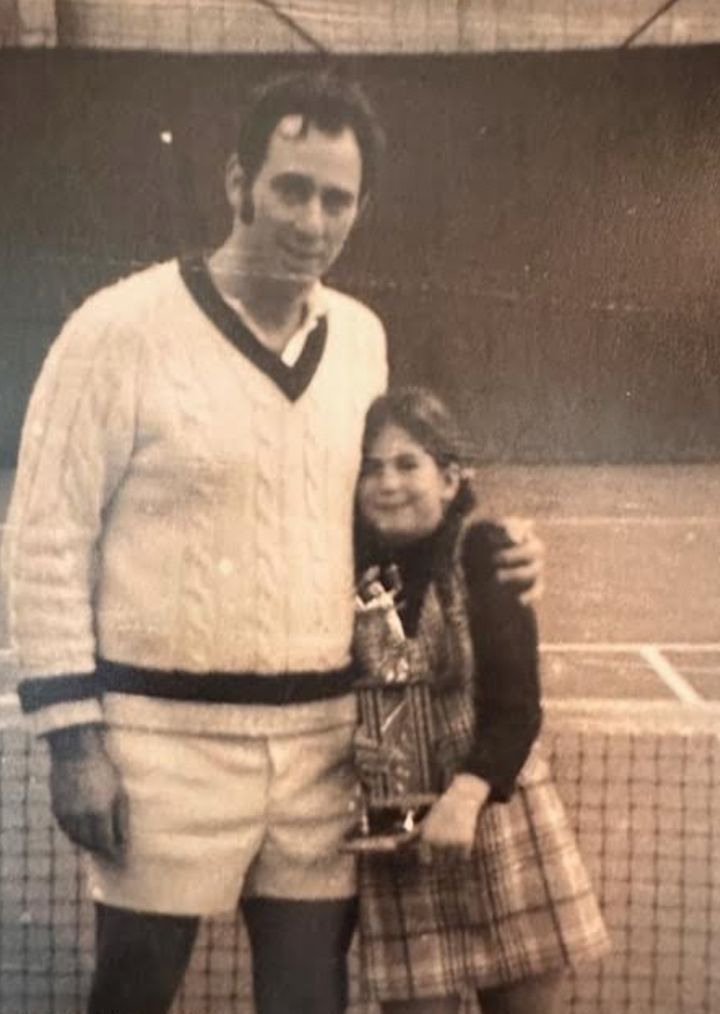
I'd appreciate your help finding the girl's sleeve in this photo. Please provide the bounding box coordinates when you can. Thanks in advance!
[459,520,543,801]
[2,297,141,735]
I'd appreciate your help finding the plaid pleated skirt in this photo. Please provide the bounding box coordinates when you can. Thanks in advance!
[357,746,610,1002]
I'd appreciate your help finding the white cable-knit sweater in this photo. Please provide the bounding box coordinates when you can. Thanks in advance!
[3,258,387,736]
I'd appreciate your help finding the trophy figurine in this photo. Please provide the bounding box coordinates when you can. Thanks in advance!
[344,566,440,852]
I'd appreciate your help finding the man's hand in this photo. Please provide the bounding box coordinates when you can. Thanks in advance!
[419,774,490,860]
[492,517,545,605]
[46,725,129,863]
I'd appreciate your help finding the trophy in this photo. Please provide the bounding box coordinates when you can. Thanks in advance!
[344,566,440,852]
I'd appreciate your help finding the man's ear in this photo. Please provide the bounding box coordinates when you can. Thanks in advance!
[355,192,371,222]
[225,153,247,215]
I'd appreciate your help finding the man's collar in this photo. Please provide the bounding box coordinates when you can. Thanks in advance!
[304,279,328,323]
[179,254,328,402]
[222,279,326,346]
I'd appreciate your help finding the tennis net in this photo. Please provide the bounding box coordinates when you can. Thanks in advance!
[0,704,718,1014]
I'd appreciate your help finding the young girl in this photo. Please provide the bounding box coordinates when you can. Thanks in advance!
[353,388,610,1014]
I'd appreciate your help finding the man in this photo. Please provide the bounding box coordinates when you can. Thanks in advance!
[3,71,542,1013]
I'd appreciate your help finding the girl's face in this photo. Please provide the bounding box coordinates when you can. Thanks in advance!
[358,423,460,545]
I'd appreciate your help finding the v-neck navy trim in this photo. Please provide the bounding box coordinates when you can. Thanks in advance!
[179,254,327,403]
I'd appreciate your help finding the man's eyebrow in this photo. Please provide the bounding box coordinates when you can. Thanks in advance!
[271,171,311,184]
[322,185,356,202]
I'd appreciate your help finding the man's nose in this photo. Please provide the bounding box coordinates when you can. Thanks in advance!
[295,196,324,237]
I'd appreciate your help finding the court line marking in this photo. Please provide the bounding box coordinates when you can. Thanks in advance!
[538,516,720,525]
[638,646,704,705]
[3,518,720,534]
[545,697,720,734]
[545,696,720,714]
[3,644,719,657]
[3,643,720,662]
[541,643,720,653]
[0,692,709,710]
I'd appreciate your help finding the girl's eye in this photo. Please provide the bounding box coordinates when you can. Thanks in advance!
[396,455,420,472]
[360,459,382,478]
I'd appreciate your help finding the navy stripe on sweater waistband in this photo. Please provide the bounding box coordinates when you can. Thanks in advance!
[18,662,359,714]
[96,659,358,706]
[19,673,96,714]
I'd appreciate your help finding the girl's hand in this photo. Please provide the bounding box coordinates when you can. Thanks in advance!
[419,774,490,859]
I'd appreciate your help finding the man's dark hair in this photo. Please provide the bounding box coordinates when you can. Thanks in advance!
[237,70,385,201]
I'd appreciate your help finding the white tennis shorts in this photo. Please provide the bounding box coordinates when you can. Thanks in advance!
[87,719,359,915]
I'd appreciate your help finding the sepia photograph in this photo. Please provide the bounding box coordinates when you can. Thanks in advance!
[0,1,719,1012]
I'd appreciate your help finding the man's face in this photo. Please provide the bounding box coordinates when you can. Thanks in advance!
[241,118,363,283]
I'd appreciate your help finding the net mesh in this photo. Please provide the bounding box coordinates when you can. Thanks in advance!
[0,717,718,1014]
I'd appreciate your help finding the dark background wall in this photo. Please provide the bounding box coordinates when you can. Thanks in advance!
[1,46,720,465]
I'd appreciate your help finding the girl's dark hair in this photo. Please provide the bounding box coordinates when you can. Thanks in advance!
[237,70,385,200]
[361,387,477,519]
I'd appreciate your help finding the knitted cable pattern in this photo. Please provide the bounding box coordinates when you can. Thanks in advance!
[301,385,333,671]
[160,292,217,673]
[5,260,389,735]
[252,386,286,671]
[6,288,142,679]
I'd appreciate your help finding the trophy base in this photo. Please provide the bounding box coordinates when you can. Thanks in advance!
[342,799,436,853]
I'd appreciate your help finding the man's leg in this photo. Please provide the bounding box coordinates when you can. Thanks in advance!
[242,896,358,1014]
[88,903,200,1014]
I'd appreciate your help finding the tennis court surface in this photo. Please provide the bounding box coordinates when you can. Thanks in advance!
[1,464,719,1013]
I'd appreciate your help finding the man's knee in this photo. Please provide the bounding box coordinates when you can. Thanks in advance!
[244,896,358,1013]
[89,904,199,1014]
